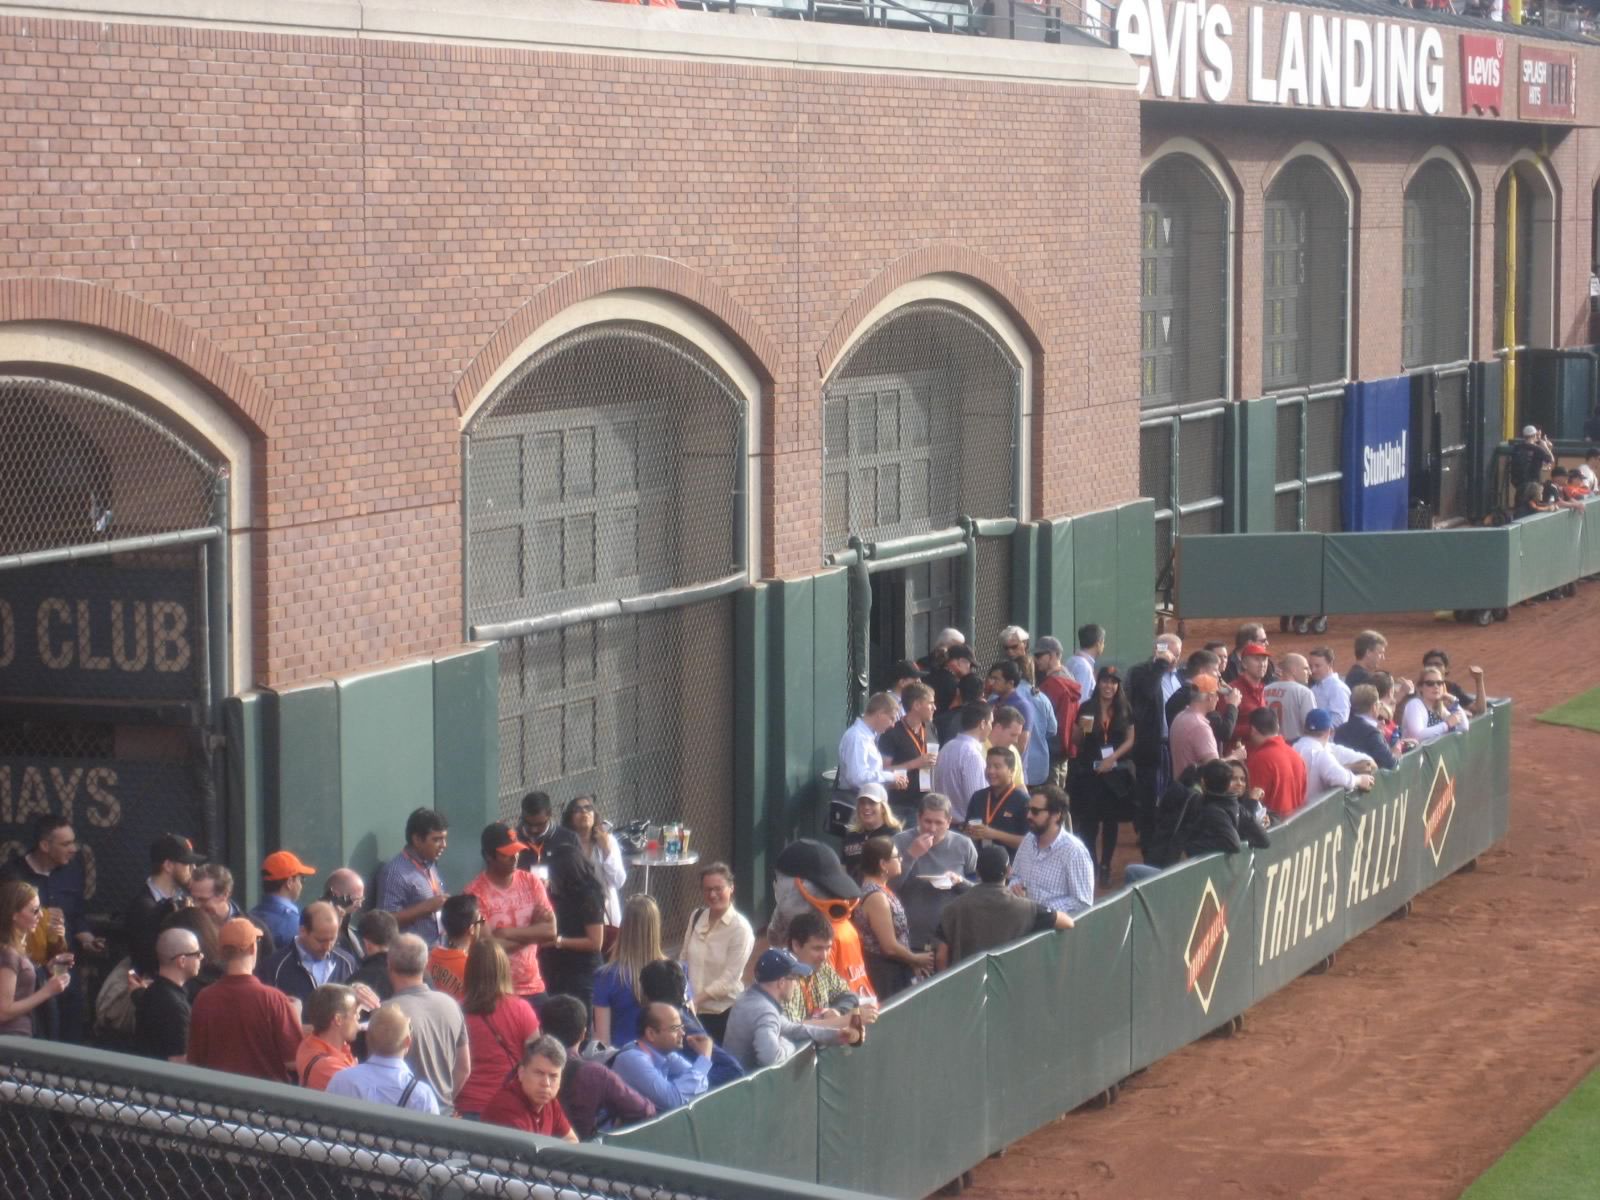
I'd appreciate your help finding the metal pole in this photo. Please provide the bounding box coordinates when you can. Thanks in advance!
[957,517,978,643]
[847,535,870,716]
[0,525,220,572]
[203,472,231,863]
[461,433,473,641]
[1503,170,1519,441]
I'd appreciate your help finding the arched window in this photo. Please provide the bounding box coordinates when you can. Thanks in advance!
[1140,153,1230,408]
[823,300,1021,695]
[1403,158,1473,368]
[464,321,745,922]
[1263,156,1350,390]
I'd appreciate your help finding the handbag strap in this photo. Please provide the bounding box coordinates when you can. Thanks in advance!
[398,1076,420,1108]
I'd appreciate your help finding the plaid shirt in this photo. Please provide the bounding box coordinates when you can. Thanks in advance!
[1011,828,1095,914]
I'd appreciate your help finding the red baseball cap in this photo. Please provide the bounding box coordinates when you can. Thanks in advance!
[1241,643,1271,658]
[261,850,317,882]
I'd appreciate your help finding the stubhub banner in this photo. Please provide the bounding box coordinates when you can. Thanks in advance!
[1341,377,1411,530]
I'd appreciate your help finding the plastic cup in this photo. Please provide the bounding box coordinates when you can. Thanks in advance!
[681,827,692,856]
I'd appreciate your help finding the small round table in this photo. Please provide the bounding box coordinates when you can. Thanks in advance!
[626,849,701,895]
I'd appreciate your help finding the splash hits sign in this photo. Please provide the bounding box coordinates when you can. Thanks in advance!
[1114,0,1447,115]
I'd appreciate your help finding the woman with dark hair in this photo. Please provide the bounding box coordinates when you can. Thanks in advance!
[457,939,542,1120]
[851,837,931,1000]
[537,846,607,1013]
[1068,665,1137,886]
[561,794,627,926]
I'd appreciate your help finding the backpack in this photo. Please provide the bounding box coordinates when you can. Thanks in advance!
[1144,783,1201,869]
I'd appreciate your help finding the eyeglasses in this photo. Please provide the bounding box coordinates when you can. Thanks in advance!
[171,950,205,962]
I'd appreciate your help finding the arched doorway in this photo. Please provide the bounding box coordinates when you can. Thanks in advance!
[1140,151,1231,409]
[1262,155,1351,391]
[464,320,745,922]
[822,299,1022,700]
[0,372,230,929]
[1403,158,1473,369]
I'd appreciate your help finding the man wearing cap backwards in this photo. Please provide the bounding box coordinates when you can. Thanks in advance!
[126,833,207,977]
[1167,675,1224,782]
[465,823,556,1006]
[187,916,302,1082]
[1294,709,1376,799]
[766,839,877,1001]
[256,900,362,1005]
[1230,642,1274,745]
[249,850,317,949]
[722,949,862,1072]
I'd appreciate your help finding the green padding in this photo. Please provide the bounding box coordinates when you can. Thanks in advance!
[1236,395,1277,533]
[432,645,499,892]
[1248,791,1345,1000]
[1412,709,1501,886]
[1486,701,1512,846]
[1071,507,1120,663]
[606,1049,819,1183]
[223,692,268,909]
[1322,528,1517,613]
[816,956,991,1197]
[336,660,437,888]
[1011,522,1044,636]
[1043,517,1075,643]
[1115,500,1156,666]
[1340,750,1426,942]
[734,584,770,910]
[1176,533,1323,618]
[772,577,818,846]
[1129,851,1254,1071]
[982,892,1133,1147]
[267,679,341,899]
[1581,499,1600,577]
[1512,508,1582,602]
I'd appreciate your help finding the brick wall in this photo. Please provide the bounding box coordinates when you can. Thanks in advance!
[0,11,1142,687]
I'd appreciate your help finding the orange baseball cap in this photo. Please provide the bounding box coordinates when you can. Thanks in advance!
[261,850,317,881]
[219,916,264,950]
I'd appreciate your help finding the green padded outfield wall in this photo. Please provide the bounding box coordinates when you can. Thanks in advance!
[1034,499,1155,670]
[223,644,500,905]
[1177,532,1322,618]
[1234,395,1278,532]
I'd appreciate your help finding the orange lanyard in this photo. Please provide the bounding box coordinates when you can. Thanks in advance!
[404,850,441,896]
[903,721,927,756]
[985,786,1022,826]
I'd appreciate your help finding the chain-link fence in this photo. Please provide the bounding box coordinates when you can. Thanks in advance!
[822,301,1019,552]
[466,321,746,937]
[1273,386,1345,533]
[1140,401,1228,603]
[1263,158,1349,392]
[0,376,220,556]
[1402,160,1472,371]
[0,1040,851,1200]
[1140,152,1229,410]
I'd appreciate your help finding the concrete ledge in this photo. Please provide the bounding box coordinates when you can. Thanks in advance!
[0,0,1137,88]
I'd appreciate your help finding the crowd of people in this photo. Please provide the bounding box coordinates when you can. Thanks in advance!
[0,621,1490,1146]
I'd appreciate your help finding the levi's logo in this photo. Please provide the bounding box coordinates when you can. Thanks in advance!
[1184,877,1229,1013]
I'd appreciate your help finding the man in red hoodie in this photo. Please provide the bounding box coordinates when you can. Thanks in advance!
[1230,642,1272,745]
[1244,707,1308,819]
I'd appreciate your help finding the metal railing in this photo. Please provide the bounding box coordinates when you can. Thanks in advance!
[0,1039,869,1200]
[1140,398,1229,609]
[1272,384,1346,534]
[677,0,1105,43]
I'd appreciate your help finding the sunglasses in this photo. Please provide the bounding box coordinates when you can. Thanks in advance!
[1422,680,1446,687]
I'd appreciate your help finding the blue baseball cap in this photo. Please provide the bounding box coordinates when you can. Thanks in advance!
[755,948,813,983]
[1304,708,1335,734]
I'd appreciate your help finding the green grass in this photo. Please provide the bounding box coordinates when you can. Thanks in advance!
[1461,1067,1600,1199]
[1535,685,1600,734]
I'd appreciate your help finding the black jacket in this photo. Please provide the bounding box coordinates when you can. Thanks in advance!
[1125,658,1175,758]
[1183,794,1272,858]
[1333,716,1397,771]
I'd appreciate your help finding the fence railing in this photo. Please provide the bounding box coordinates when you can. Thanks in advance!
[0,1038,872,1200]
[677,0,1102,42]
[600,702,1512,1197]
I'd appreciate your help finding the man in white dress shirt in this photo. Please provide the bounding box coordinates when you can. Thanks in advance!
[1307,646,1352,726]
[1293,709,1375,800]
[837,692,908,794]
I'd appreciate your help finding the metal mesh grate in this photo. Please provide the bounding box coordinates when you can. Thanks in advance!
[1262,159,1349,392]
[1139,420,1174,514]
[1276,402,1303,486]
[1140,153,1230,409]
[1402,160,1472,369]
[1176,411,1225,508]
[0,376,221,556]
[822,301,1019,551]
[1435,371,1471,523]
[466,322,744,938]
[974,536,1013,664]
[1305,390,1343,479]
[0,1042,784,1200]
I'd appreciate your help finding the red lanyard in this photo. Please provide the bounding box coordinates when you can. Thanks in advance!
[985,786,1022,826]
[404,850,441,896]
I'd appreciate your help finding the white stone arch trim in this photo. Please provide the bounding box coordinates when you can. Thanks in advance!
[0,321,255,689]
[821,274,1036,521]
[1141,137,1239,401]
[1402,146,1479,364]
[1262,142,1356,387]
[1496,150,1560,351]
[458,289,764,580]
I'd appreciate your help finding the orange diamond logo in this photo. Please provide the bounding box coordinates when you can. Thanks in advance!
[1424,758,1456,866]
[1184,877,1229,1014]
